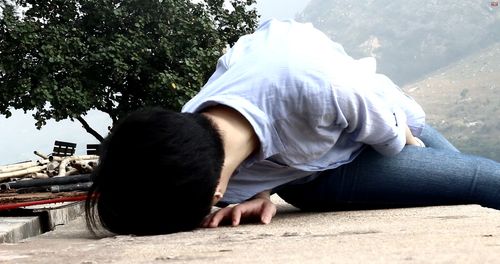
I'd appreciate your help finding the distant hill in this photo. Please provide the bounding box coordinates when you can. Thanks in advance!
[403,42,500,161]
[298,0,500,161]
[298,0,500,85]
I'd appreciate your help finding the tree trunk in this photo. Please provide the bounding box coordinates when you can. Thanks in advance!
[76,116,104,142]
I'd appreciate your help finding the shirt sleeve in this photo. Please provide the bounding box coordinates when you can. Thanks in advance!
[334,84,407,156]
[371,73,426,137]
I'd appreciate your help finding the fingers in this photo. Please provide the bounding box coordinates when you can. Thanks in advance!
[201,205,247,228]
[201,207,231,228]
[210,207,232,228]
[200,198,277,228]
[260,201,277,224]
[201,212,215,228]
[231,206,242,226]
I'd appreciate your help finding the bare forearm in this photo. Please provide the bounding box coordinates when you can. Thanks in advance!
[405,125,419,146]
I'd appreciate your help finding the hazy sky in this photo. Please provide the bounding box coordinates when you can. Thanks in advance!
[256,0,311,21]
[0,0,311,165]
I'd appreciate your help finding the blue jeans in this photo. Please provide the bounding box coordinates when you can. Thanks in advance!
[276,126,500,210]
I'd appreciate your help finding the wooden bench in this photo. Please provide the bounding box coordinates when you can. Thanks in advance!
[86,144,100,155]
[52,141,76,157]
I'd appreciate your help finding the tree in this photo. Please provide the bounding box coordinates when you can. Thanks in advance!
[0,0,258,141]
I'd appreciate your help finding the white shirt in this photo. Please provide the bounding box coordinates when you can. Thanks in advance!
[182,19,425,203]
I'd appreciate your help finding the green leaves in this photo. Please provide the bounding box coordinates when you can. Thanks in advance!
[0,0,258,139]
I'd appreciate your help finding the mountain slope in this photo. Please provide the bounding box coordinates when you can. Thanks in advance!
[403,42,500,161]
[298,0,500,85]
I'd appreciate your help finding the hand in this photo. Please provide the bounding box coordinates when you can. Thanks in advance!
[201,197,277,228]
[405,125,424,147]
[413,137,426,147]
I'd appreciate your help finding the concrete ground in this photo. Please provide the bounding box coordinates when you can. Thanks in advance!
[1,197,499,264]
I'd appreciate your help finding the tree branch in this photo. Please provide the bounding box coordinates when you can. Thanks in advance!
[76,116,104,142]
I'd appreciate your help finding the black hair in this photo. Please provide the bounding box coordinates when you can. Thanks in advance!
[85,107,224,235]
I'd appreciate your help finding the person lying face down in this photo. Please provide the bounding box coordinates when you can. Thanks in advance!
[86,108,226,235]
[85,19,500,235]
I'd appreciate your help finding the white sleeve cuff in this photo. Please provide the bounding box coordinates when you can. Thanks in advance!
[371,109,407,156]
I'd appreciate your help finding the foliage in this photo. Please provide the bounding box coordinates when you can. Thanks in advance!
[0,0,258,140]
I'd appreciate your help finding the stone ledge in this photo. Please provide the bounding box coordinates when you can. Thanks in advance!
[0,202,84,243]
[0,216,42,243]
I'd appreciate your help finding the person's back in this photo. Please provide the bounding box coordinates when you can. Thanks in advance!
[183,19,426,204]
